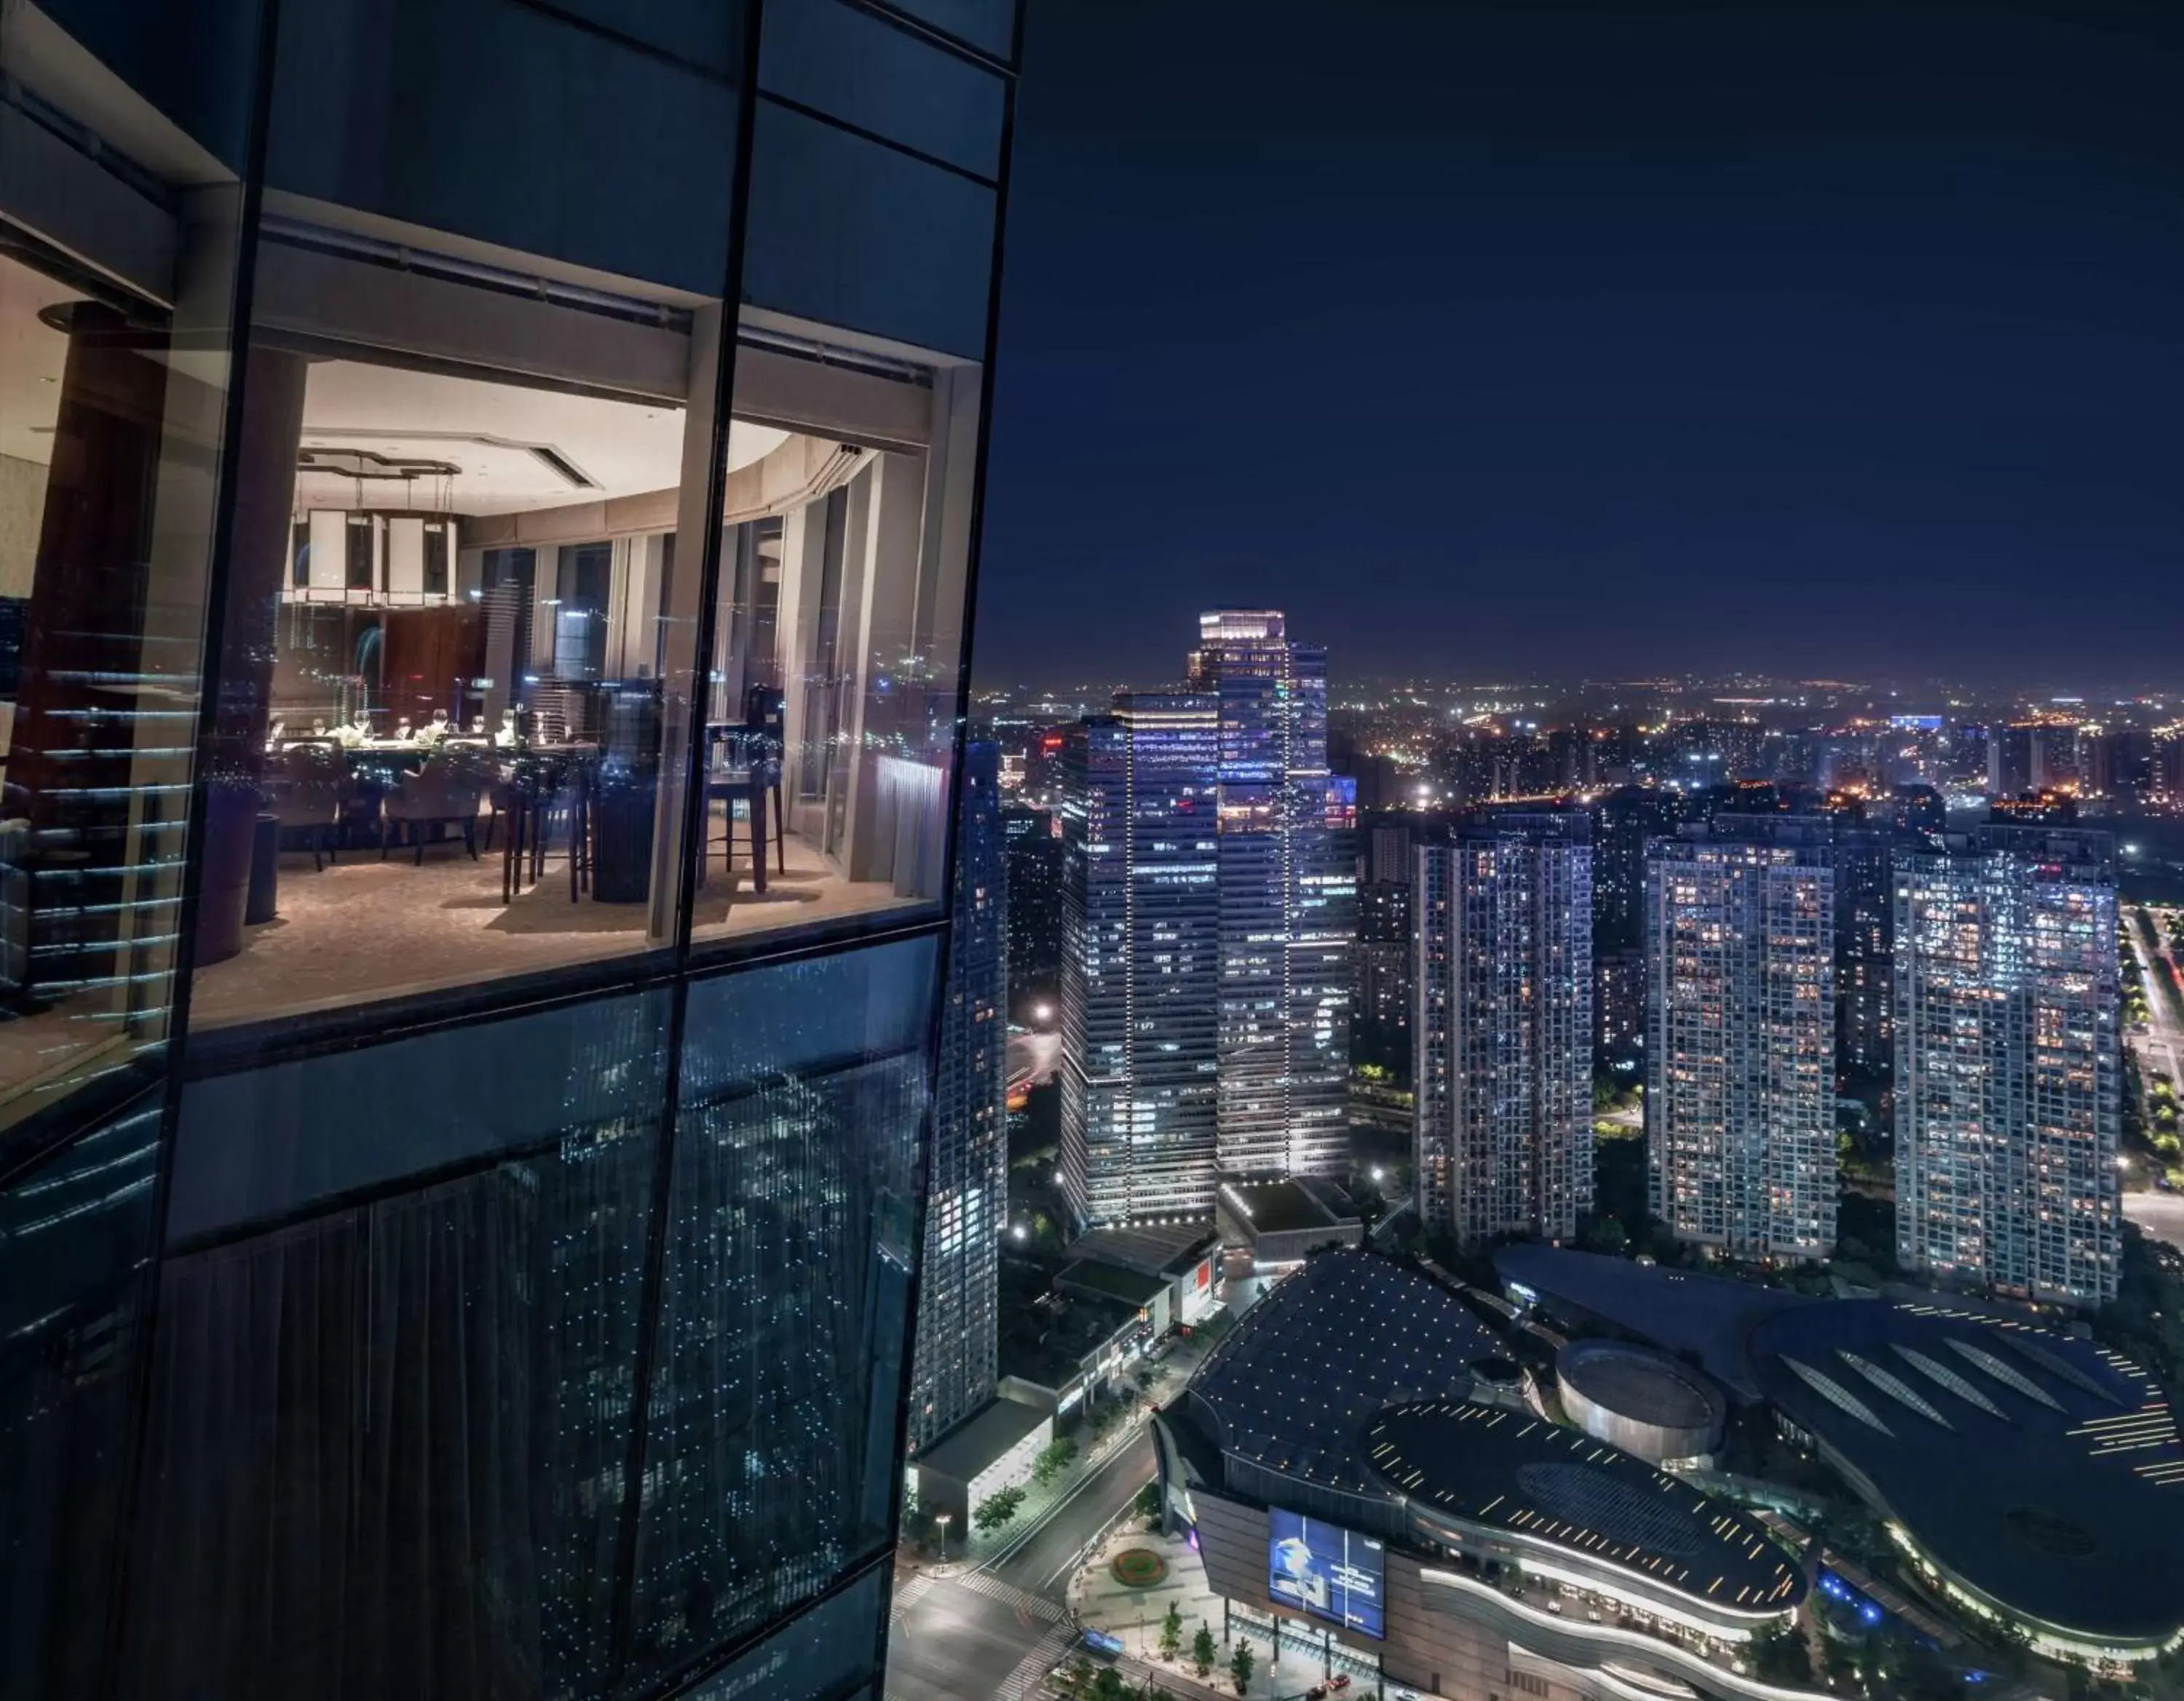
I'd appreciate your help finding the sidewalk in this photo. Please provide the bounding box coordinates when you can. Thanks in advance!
[1069,1525,1390,1700]
[918,1334,1216,1573]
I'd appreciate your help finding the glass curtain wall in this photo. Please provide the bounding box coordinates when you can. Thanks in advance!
[0,1,1020,1699]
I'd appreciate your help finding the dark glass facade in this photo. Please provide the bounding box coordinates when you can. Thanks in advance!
[0,1,1021,1697]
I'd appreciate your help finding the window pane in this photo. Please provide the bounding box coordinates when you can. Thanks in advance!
[122,990,671,1701]
[186,0,760,1033]
[0,1100,162,1699]
[626,937,935,1683]
[0,202,249,1133]
[691,337,981,956]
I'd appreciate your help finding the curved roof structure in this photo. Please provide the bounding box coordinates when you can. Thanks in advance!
[1747,1299,2184,1649]
[1364,1400,1800,1619]
[1186,1249,1496,1493]
[1558,1338,1727,1434]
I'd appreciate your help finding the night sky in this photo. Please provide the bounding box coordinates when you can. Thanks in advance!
[971,1,2184,692]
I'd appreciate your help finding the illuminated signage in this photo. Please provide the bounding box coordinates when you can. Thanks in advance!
[1267,1509,1385,1639]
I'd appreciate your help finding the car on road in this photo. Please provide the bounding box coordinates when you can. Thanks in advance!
[1328,1677,1351,1691]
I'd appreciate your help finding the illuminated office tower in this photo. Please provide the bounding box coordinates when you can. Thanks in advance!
[1189,611,1353,1183]
[1895,826,2121,1306]
[1415,808,1594,1245]
[0,4,1024,1694]
[907,743,1007,1452]
[1058,695,1222,1227]
[1645,818,1836,1260]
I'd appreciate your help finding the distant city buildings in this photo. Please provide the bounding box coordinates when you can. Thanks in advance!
[909,743,1009,1452]
[1353,816,1417,1084]
[1000,802,1063,1014]
[1894,824,2121,1307]
[1831,818,1895,1075]
[1415,808,1594,1245]
[1645,816,1837,1260]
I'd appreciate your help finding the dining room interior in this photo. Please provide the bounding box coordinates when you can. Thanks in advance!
[183,324,979,1033]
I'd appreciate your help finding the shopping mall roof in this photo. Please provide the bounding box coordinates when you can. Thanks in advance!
[1746,1298,2184,1646]
[1494,1243,1809,1397]
[1183,1250,1495,1493]
[1557,1338,1728,1435]
[1363,1400,1803,1617]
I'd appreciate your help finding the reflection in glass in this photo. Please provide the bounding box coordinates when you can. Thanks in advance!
[0,231,241,1131]
[627,940,933,1681]
[122,992,671,1701]
[0,1100,161,1699]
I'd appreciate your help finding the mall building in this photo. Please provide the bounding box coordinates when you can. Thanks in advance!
[0,1,1021,1697]
[1153,1252,1817,1701]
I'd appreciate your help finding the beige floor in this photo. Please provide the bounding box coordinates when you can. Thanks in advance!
[189,806,918,1031]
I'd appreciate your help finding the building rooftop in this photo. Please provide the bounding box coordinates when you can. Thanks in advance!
[1746,1298,2184,1646]
[1557,1338,1727,1434]
[1363,1400,1801,1617]
[1056,1258,1167,1309]
[915,1396,1048,1480]
[1184,1250,1495,1493]
[1494,1244,1808,1398]
[1070,1221,1219,1279]
[998,1271,1143,1393]
[1218,1175,1358,1238]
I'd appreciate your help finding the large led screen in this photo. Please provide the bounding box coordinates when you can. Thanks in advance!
[1267,1509,1385,1639]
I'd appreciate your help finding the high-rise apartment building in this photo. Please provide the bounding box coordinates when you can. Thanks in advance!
[1415,809,1594,1245]
[1645,818,1837,1260]
[1190,612,1353,1183]
[1832,820,1895,1075]
[0,4,1022,1695]
[908,743,1007,1453]
[1593,786,1685,948]
[1058,695,1222,1226]
[1001,803,1064,1012]
[1894,826,2121,1306]
[1354,816,1418,1083]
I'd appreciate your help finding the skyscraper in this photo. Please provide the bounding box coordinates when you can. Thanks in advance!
[908,743,1007,1453]
[1058,695,1222,1227]
[0,4,1024,1694]
[1190,611,1353,1183]
[1895,826,2121,1306]
[1645,818,1837,1260]
[1415,808,1594,1245]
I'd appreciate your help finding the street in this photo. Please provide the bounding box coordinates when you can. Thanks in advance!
[885,1428,1157,1701]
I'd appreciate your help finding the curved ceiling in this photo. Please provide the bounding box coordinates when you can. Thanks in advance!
[297,360,788,517]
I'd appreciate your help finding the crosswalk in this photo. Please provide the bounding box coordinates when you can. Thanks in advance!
[956,1568,1070,1624]
[890,1573,936,1622]
[993,1623,1077,1701]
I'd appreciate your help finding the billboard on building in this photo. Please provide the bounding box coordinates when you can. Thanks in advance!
[1267,1509,1385,1639]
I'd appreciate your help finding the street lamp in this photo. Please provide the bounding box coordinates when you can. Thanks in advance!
[935,1512,951,1563]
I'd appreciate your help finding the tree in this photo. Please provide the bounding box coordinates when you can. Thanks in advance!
[1062,1654,1096,1697]
[1748,1624,1808,1685]
[1136,1480,1165,1526]
[1033,1436,1079,1486]
[972,1484,1026,1534]
[1230,1639,1254,1694]
[1191,1625,1216,1677]
[1159,1602,1184,1659]
[1093,1669,1128,1701]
